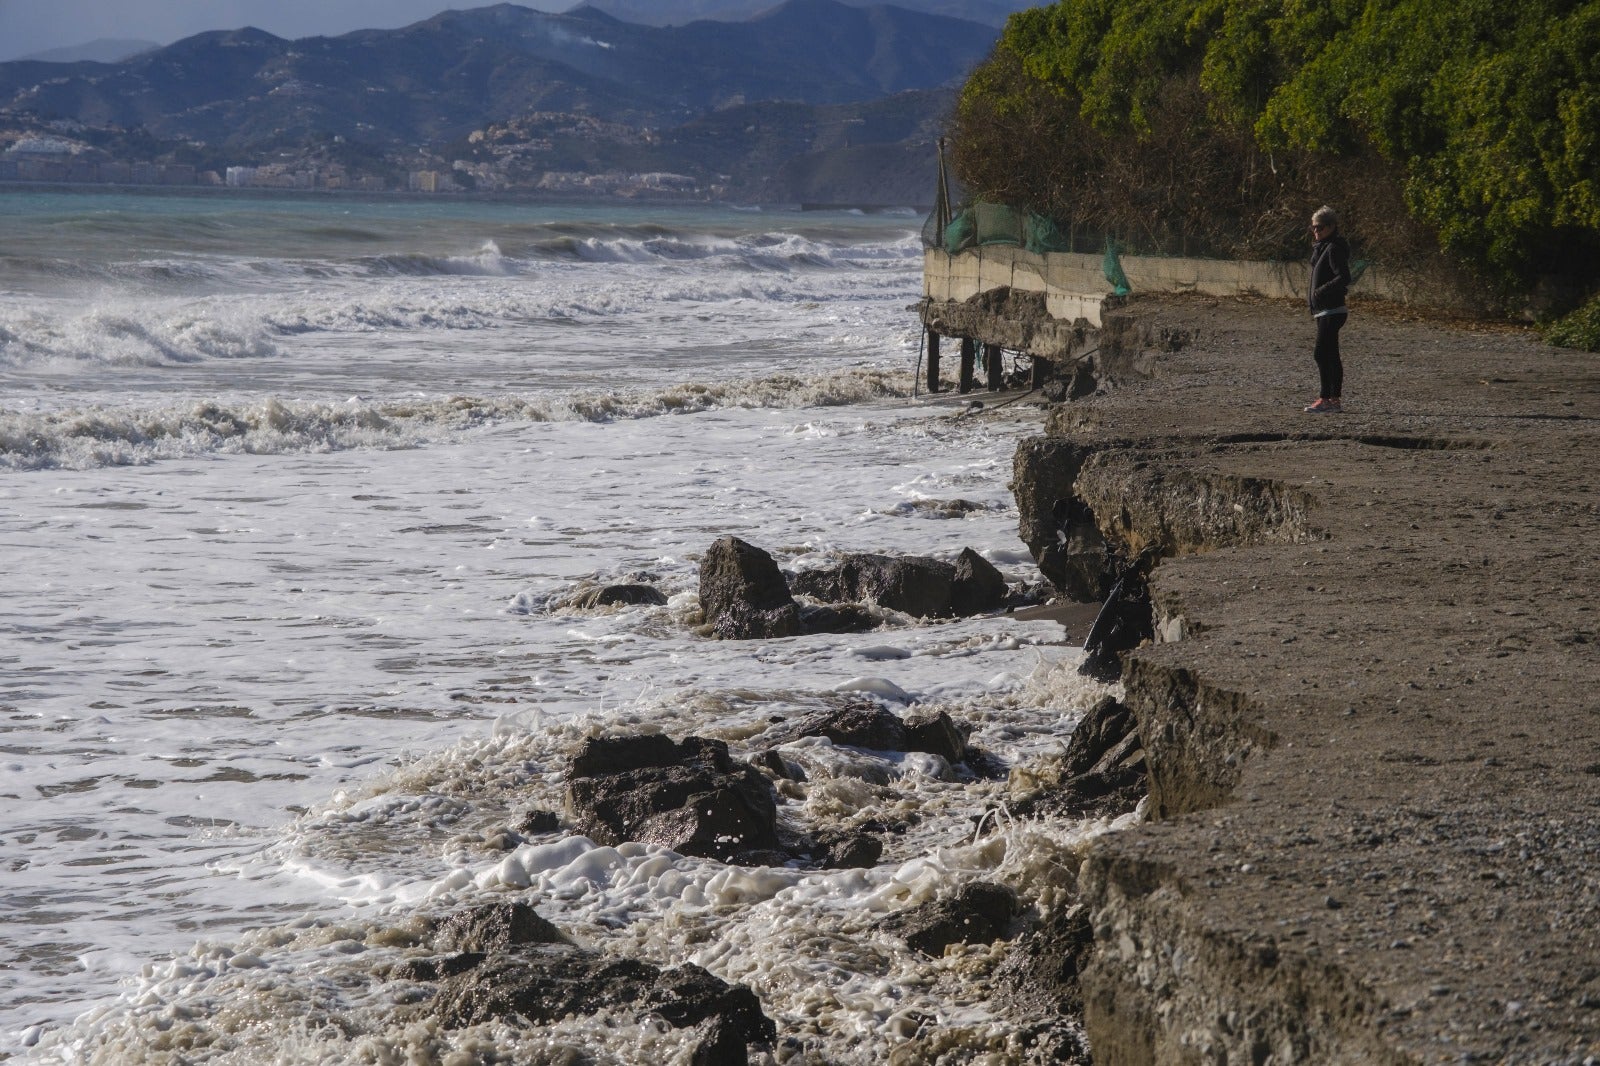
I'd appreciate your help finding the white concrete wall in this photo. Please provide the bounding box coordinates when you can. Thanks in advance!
[924,247,1413,326]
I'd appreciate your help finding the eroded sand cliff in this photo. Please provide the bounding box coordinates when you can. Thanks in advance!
[1011,295,1600,1064]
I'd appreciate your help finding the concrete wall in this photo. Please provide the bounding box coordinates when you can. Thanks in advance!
[924,246,1420,327]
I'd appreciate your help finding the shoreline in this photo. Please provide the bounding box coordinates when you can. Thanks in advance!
[0,181,931,214]
[1011,293,1599,1062]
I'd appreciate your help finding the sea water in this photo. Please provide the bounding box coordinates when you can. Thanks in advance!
[0,190,1120,1063]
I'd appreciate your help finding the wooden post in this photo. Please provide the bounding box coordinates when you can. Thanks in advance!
[925,329,941,394]
[958,336,976,394]
[985,343,1004,391]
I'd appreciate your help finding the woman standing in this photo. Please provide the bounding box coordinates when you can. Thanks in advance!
[1305,206,1352,413]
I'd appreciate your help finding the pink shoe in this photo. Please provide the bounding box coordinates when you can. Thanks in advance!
[1303,398,1342,413]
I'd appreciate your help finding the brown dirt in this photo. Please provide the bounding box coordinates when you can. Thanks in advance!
[1033,293,1600,1064]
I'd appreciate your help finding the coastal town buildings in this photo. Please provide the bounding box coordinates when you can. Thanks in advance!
[1,109,714,199]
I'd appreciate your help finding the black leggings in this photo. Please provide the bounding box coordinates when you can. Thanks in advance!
[1314,311,1347,399]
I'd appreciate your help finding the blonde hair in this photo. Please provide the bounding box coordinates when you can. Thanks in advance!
[1312,205,1339,229]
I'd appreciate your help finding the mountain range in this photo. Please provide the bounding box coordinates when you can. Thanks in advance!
[578,0,1035,26]
[0,0,996,203]
[14,39,160,65]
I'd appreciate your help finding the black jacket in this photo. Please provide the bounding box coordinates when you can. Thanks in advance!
[1309,234,1352,313]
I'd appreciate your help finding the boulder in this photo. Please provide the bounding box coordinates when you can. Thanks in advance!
[766,701,908,751]
[699,536,802,640]
[1008,696,1147,821]
[430,948,774,1057]
[517,808,561,835]
[572,583,668,608]
[904,709,968,764]
[389,951,485,983]
[570,733,686,777]
[565,734,781,862]
[889,881,1019,956]
[764,701,968,763]
[792,549,1008,619]
[798,602,880,634]
[817,831,883,869]
[435,901,567,954]
[950,547,1008,616]
[793,553,957,618]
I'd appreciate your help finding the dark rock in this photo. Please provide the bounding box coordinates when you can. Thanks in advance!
[834,553,957,618]
[789,566,848,603]
[950,547,1008,616]
[793,549,1008,620]
[517,808,561,835]
[641,963,774,1044]
[765,701,909,752]
[431,949,774,1050]
[818,831,883,869]
[754,749,806,781]
[890,881,1019,956]
[1010,697,1148,821]
[1080,563,1155,682]
[573,583,669,608]
[792,553,956,617]
[992,904,1096,1017]
[798,601,880,634]
[764,701,969,764]
[904,709,968,764]
[571,733,697,778]
[691,1012,753,1066]
[565,734,781,861]
[634,791,781,859]
[435,901,567,954]
[699,536,802,640]
[1058,697,1137,778]
[389,951,485,982]
[1012,438,1115,602]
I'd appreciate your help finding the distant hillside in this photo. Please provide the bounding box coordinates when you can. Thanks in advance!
[660,87,955,203]
[579,0,1035,27]
[15,39,160,64]
[0,0,991,148]
[0,0,990,205]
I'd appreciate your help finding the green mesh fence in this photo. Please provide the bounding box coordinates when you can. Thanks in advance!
[922,201,1076,256]
[1102,238,1131,296]
[922,196,1368,297]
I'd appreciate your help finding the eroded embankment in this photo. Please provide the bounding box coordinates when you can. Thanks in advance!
[1011,295,1600,1064]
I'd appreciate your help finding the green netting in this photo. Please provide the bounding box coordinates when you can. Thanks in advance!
[1027,213,1070,254]
[973,202,1022,247]
[919,161,1369,290]
[1102,238,1131,296]
[926,201,1077,255]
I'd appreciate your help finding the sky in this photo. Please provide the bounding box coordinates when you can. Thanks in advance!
[0,0,562,62]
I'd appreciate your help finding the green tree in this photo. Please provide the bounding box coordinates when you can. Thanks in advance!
[954,0,1600,304]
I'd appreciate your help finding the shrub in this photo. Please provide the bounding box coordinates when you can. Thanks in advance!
[953,0,1600,301]
[1542,294,1600,351]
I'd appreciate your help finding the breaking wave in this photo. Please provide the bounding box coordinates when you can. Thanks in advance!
[0,301,279,367]
[0,367,914,470]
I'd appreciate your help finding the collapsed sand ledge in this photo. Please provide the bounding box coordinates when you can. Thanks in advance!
[1009,294,1600,1064]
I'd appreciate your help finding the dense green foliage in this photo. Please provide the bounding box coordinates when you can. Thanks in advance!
[954,0,1600,299]
[1542,294,1600,349]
